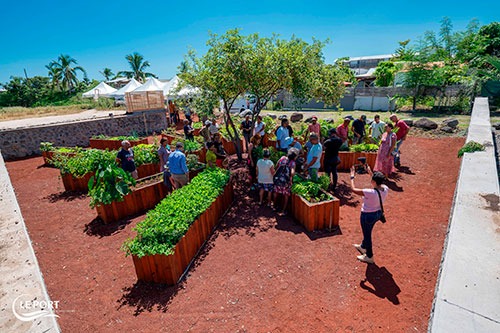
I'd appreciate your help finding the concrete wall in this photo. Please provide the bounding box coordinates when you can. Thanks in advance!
[428,97,500,332]
[0,110,168,160]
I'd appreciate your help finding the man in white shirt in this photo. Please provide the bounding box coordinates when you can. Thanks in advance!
[253,115,265,137]
[369,115,385,143]
[209,118,220,135]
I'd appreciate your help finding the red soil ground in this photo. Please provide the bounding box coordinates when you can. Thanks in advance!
[6,136,464,332]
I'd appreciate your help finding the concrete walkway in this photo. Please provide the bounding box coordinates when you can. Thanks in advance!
[0,109,126,131]
[0,153,60,332]
[429,97,500,332]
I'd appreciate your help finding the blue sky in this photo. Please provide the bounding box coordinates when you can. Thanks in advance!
[0,0,499,83]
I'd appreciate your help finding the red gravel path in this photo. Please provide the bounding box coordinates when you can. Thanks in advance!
[6,136,464,332]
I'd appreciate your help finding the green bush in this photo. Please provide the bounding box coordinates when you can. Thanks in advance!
[88,163,136,208]
[349,143,379,152]
[458,141,484,157]
[291,175,332,203]
[133,144,159,165]
[122,168,230,257]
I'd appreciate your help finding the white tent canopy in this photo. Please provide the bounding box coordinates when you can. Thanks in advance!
[163,75,200,98]
[162,75,180,96]
[82,82,117,98]
[131,77,165,92]
[109,78,142,98]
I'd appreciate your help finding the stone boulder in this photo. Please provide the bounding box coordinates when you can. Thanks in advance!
[324,118,335,123]
[403,119,414,127]
[265,113,277,119]
[344,115,354,121]
[278,115,288,120]
[239,109,253,118]
[414,118,438,130]
[442,118,459,129]
[290,113,304,123]
[440,126,454,133]
[304,116,314,123]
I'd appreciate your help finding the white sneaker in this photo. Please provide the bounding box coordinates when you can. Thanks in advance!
[357,254,375,264]
[353,244,366,255]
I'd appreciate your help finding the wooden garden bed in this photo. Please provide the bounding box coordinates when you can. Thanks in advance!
[291,190,340,232]
[222,137,243,155]
[96,174,168,224]
[89,138,148,150]
[320,151,377,171]
[131,182,234,285]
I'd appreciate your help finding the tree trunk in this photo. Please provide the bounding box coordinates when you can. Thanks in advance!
[223,101,243,160]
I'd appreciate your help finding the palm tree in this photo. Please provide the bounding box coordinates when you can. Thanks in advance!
[100,68,115,81]
[50,54,87,93]
[118,52,156,82]
[45,62,62,90]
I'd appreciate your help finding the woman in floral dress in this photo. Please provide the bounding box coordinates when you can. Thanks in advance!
[273,148,298,215]
[374,123,397,178]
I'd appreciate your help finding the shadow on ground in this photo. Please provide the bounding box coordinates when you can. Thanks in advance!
[44,191,87,203]
[84,216,135,237]
[360,264,401,305]
[117,281,180,316]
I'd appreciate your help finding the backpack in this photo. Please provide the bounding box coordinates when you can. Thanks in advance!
[273,157,292,185]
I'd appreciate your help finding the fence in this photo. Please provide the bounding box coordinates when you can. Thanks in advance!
[125,91,165,113]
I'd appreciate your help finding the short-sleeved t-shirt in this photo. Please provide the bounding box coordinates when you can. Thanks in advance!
[254,122,265,136]
[323,136,342,162]
[352,119,366,136]
[306,143,322,169]
[276,126,290,149]
[308,123,321,136]
[370,121,386,140]
[336,124,349,142]
[206,149,217,166]
[395,120,409,140]
[117,148,136,172]
[241,120,252,134]
[157,145,170,172]
[361,185,388,213]
[257,158,274,184]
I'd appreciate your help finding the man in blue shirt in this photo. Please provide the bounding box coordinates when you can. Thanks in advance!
[304,133,322,181]
[276,118,294,153]
[168,142,189,189]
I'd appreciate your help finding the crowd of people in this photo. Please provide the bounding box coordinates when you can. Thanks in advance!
[114,109,410,265]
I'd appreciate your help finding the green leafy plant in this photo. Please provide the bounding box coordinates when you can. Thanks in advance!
[458,141,484,157]
[172,139,203,153]
[133,144,159,165]
[40,142,54,152]
[262,116,276,136]
[349,143,380,152]
[51,149,116,177]
[192,122,202,129]
[291,175,332,203]
[122,168,230,257]
[186,154,205,171]
[88,163,136,208]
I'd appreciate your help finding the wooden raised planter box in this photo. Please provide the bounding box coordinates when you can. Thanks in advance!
[61,172,94,192]
[320,151,377,172]
[61,163,161,192]
[131,182,234,285]
[221,137,243,155]
[161,133,183,145]
[189,148,206,163]
[291,191,340,232]
[96,174,168,224]
[89,138,148,150]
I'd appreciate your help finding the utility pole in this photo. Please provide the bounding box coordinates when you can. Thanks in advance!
[23,68,29,80]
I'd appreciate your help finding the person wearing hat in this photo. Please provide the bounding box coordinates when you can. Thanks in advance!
[323,128,343,191]
[352,115,367,145]
[337,117,351,149]
[256,149,276,207]
[168,142,189,189]
[306,116,321,140]
[304,132,322,181]
[389,114,410,167]
[200,120,212,147]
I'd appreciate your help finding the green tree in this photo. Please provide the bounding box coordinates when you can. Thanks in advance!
[394,39,415,61]
[118,52,156,82]
[48,55,87,94]
[99,68,115,81]
[180,30,348,159]
[374,61,400,87]
[45,62,62,90]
